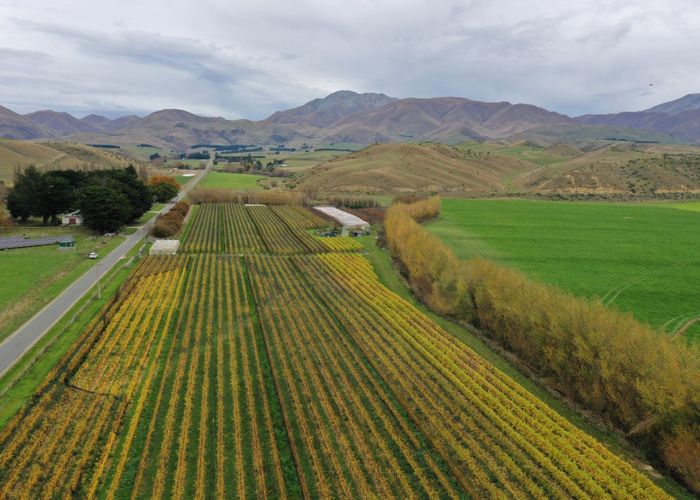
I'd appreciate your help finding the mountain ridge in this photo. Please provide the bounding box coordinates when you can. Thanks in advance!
[4,91,700,148]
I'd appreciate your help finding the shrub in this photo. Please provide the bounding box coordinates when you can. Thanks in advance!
[150,201,190,238]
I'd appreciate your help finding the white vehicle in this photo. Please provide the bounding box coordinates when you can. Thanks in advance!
[88,252,98,259]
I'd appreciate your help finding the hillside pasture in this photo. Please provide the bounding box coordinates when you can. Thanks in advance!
[426,199,700,343]
[455,141,576,166]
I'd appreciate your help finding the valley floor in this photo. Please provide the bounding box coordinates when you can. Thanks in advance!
[0,203,683,498]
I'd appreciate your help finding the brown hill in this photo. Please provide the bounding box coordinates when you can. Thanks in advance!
[25,110,101,135]
[0,105,53,140]
[295,142,537,194]
[297,140,700,197]
[325,98,573,143]
[0,139,137,185]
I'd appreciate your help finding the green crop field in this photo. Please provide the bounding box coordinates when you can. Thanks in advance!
[425,199,700,343]
[200,171,264,190]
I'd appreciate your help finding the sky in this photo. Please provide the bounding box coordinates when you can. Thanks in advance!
[1,0,699,119]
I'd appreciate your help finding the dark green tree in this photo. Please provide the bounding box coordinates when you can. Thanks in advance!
[76,185,131,232]
[7,166,43,222]
[37,174,74,225]
[88,167,151,222]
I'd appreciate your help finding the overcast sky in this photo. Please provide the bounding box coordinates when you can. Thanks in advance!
[1,0,699,119]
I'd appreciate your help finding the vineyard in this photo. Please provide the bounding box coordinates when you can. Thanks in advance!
[180,203,359,255]
[0,204,671,498]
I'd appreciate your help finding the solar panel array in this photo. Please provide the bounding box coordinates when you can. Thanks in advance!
[0,236,74,250]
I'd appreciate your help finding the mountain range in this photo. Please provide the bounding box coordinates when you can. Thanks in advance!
[2,90,700,149]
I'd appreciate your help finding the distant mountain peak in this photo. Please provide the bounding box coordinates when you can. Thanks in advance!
[646,93,700,114]
[265,91,398,127]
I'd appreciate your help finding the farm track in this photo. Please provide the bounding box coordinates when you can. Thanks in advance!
[0,203,670,498]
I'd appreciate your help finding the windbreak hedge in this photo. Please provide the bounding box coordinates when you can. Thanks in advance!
[384,197,700,493]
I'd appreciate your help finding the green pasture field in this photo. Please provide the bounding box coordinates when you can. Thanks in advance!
[0,226,126,343]
[665,201,700,213]
[277,149,349,172]
[425,198,700,343]
[200,171,264,190]
[455,141,568,166]
[174,174,196,186]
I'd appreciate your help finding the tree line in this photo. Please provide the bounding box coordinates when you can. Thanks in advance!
[384,196,700,494]
[7,166,179,232]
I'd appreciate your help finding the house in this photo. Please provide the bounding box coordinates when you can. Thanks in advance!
[61,210,83,226]
[149,239,180,256]
[313,206,371,236]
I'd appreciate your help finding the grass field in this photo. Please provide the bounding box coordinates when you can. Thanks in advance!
[0,227,126,343]
[425,199,700,343]
[200,171,264,190]
[665,201,700,212]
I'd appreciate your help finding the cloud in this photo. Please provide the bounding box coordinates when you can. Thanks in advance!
[0,0,698,118]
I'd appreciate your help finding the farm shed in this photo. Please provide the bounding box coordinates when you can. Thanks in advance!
[314,206,371,236]
[149,239,180,256]
[61,210,83,226]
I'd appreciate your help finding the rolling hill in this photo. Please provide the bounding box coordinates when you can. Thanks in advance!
[297,140,700,197]
[521,143,700,196]
[295,142,538,194]
[24,110,101,135]
[0,139,138,185]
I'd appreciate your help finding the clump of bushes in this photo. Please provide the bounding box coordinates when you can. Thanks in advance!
[148,175,180,202]
[151,201,189,238]
[385,197,700,494]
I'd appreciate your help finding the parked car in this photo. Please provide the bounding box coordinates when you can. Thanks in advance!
[88,252,98,259]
